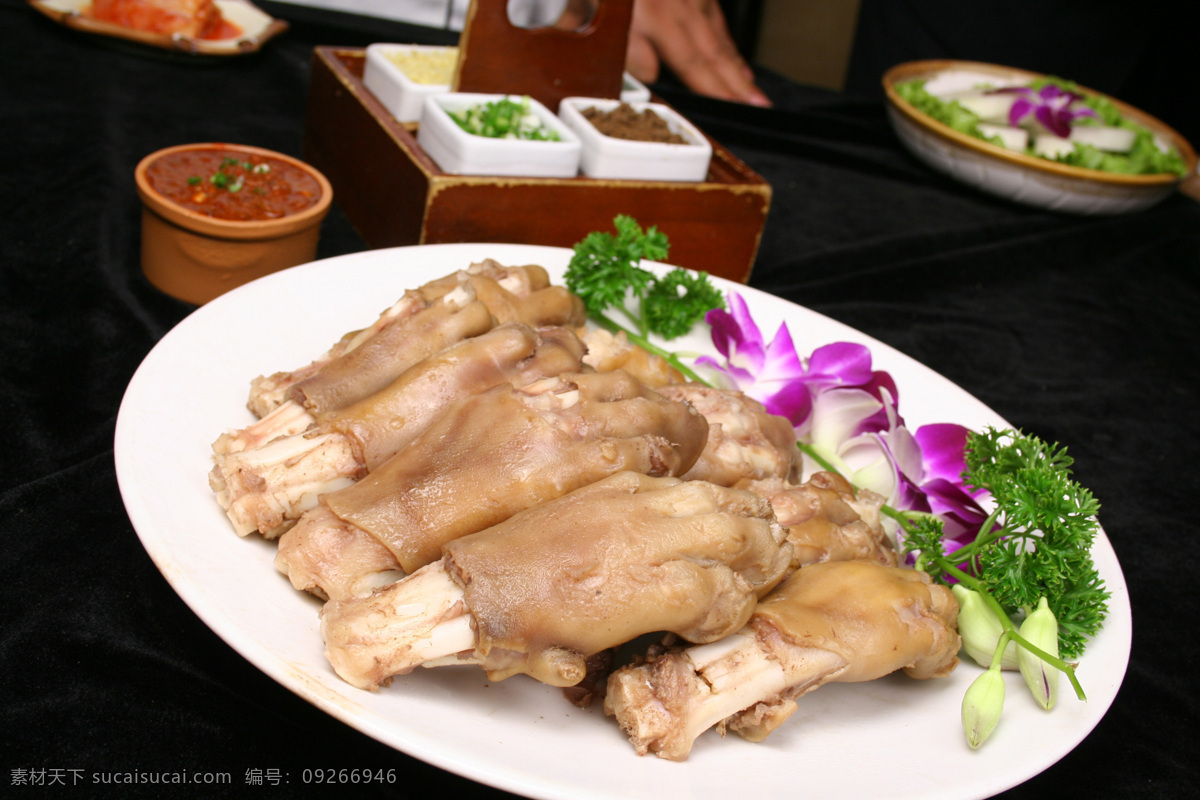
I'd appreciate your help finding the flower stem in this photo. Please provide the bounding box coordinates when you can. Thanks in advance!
[946,508,1005,564]
[941,561,1086,701]
[799,436,1087,701]
[590,312,709,384]
[795,441,840,474]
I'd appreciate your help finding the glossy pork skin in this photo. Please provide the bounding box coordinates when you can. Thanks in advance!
[739,471,896,571]
[214,324,585,538]
[287,293,494,416]
[579,328,687,388]
[751,561,960,683]
[320,323,585,471]
[657,383,800,486]
[244,261,576,417]
[416,258,551,305]
[274,504,403,601]
[320,369,709,575]
[445,473,792,687]
[273,326,588,598]
[605,560,960,760]
[462,274,585,329]
[318,472,792,691]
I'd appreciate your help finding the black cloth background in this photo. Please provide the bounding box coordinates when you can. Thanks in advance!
[2,0,1197,797]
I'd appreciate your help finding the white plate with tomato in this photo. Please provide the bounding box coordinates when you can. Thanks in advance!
[29,0,287,57]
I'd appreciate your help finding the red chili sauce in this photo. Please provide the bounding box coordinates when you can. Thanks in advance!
[89,0,241,40]
[145,148,322,222]
[203,17,241,39]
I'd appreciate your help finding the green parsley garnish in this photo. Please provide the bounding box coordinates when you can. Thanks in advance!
[564,215,725,381]
[191,157,266,194]
[898,428,1109,699]
[641,265,727,340]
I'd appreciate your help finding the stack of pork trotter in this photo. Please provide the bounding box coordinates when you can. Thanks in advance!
[209,259,960,761]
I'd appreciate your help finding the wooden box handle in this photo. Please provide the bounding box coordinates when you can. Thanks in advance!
[454,0,633,111]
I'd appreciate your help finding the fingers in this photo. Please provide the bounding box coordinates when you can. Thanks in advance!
[553,0,598,31]
[624,31,662,85]
[629,0,771,107]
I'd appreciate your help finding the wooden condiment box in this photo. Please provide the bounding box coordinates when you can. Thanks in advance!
[298,0,768,284]
[302,19,771,284]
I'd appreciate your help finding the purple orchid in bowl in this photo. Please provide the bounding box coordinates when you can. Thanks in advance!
[992,83,1098,138]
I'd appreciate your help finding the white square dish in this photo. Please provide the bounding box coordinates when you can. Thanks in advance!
[363,43,457,124]
[558,97,712,182]
[417,93,582,177]
[619,72,651,103]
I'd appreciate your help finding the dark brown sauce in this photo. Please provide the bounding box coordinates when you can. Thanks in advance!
[581,103,689,144]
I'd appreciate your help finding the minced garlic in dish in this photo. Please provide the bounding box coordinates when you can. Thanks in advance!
[385,47,458,85]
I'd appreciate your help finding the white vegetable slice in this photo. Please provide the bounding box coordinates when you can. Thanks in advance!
[945,91,1017,123]
[1034,134,1077,160]
[1069,125,1137,153]
[923,71,1019,98]
[978,123,1029,152]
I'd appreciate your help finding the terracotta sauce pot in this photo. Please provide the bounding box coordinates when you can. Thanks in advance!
[135,143,333,304]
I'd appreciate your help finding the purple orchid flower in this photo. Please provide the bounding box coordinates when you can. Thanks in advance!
[992,84,1098,138]
[911,424,991,541]
[698,293,874,427]
[885,423,993,569]
[831,415,989,547]
[695,290,990,552]
[806,381,918,508]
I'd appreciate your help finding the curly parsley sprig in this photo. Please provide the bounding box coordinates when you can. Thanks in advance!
[564,215,725,382]
[897,428,1110,704]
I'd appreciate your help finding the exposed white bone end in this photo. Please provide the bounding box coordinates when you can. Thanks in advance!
[321,561,474,691]
[212,430,359,536]
[212,400,317,457]
[606,625,846,760]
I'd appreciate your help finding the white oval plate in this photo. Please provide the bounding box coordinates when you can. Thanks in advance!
[114,244,1131,800]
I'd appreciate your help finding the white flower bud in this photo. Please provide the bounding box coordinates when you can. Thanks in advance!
[1018,596,1060,710]
[952,585,1017,670]
[962,665,1006,749]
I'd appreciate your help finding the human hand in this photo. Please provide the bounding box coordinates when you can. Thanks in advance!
[626,0,769,106]
[558,0,771,107]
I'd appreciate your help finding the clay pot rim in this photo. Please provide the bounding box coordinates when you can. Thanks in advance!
[135,142,333,240]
